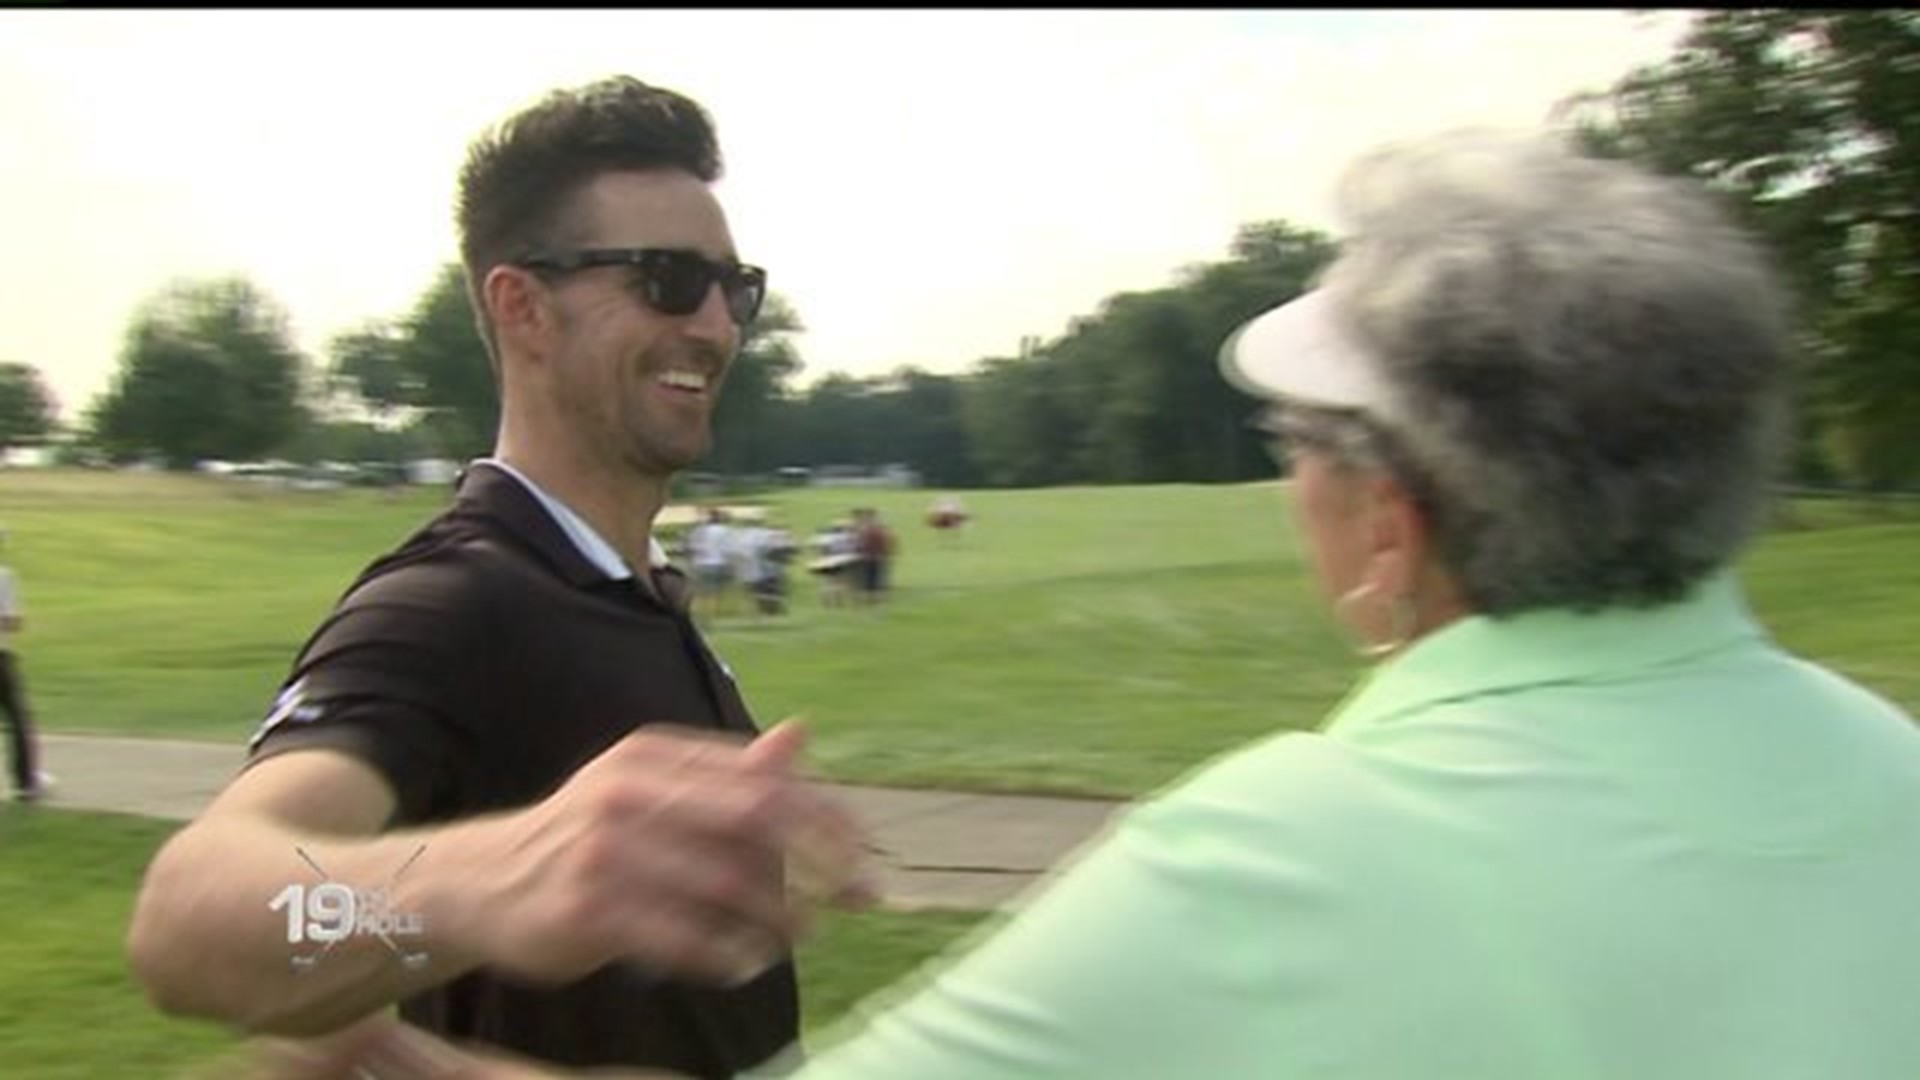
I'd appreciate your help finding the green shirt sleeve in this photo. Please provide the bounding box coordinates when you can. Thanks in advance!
[762,777,1339,1080]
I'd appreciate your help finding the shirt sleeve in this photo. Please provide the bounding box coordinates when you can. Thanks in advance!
[758,785,1338,1080]
[244,558,497,824]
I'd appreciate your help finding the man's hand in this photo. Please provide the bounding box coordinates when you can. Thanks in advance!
[441,718,878,988]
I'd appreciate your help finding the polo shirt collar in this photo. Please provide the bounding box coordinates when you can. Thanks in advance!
[462,459,668,584]
[1325,571,1770,736]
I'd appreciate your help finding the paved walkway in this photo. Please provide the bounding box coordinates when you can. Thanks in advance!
[31,734,1130,912]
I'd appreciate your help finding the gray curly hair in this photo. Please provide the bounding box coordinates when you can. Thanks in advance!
[1310,129,1795,615]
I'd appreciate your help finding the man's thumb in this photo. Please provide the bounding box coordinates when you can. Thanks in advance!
[744,716,809,772]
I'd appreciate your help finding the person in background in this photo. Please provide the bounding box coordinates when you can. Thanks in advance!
[807,520,858,609]
[686,506,737,622]
[734,516,797,617]
[924,494,968,544]
[849,508,896,606]
[0,524,52,803]
[288,126,1920,1080]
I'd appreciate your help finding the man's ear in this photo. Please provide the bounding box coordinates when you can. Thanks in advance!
[483,265,550,362]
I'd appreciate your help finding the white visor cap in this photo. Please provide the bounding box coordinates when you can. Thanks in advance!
[1218,289,1394,414]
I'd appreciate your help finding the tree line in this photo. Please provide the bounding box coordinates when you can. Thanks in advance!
[5,11,1914,489]
[2,220,1332,489]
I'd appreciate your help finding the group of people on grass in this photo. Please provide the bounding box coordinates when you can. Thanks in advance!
[680,507,800,619]
[676,503,909,618]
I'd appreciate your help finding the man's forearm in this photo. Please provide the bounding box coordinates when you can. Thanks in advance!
[130,722,881,1041]
[128,810,498,1036]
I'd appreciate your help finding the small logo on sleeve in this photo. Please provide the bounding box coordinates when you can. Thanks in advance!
[249,678,326,748]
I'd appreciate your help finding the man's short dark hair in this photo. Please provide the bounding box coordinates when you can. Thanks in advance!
[456,76,724,366]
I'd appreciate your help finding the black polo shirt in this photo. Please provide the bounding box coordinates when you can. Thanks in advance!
[246,462,798,1077]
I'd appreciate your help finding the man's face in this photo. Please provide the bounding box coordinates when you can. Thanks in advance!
[541,169,744,478]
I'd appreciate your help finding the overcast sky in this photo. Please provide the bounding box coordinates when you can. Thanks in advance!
[0,9,1688,421]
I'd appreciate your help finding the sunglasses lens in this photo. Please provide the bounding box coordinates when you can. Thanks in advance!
[633,252,763,325]
[639,252,714,317]
[727,269,766,325]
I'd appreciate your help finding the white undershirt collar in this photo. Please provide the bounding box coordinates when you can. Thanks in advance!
[475,458,667,581]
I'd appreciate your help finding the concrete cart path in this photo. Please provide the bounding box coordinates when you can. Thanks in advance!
[30,733,1131,912]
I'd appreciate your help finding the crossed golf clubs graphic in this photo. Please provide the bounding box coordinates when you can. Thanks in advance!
[288,843,431,973]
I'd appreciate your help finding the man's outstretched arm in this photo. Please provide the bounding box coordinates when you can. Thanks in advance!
[127,722,877,1037]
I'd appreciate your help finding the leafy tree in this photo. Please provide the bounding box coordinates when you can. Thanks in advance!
[1559,10,1920,486]
[953,219,1334,487]
[709,293,805,474]
[90,277,308,467]
[785,372,886,468]
[399,265,496,460]
[0,363,57,451]
[960,354,1077,488]
[883,367,978,489]
[328,320,415,423]
[770,365,980,487]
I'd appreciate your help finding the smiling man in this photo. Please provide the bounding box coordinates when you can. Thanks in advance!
[126,76,877,1079]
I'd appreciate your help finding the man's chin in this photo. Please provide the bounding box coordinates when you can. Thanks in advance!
[638,436,712,476]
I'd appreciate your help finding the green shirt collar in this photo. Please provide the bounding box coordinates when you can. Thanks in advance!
[1325,572,1769,735]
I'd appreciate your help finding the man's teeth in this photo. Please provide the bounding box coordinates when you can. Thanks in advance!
[659,370,708,391]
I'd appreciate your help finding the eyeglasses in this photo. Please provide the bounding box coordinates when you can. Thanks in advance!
[516,248,767,326]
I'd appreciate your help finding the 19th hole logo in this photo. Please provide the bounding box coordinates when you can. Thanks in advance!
[270,844,430,972]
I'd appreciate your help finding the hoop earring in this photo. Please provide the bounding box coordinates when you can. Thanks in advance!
[1333,582,1417,660]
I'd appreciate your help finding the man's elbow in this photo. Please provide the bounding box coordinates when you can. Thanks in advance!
[126,863,193,1016]
[126,831,380,1038]
[126,917,194,1018]
[125,832,231,1022]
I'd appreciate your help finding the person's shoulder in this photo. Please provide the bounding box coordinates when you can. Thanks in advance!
[1777,650,1918,722]
[295,522,527,673]
[1117,734,1372,864]
[1072,732,1428,931]
[332,507,526,615]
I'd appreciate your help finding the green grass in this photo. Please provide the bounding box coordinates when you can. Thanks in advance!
[0,471,1914,1076]
[0,808,236,1079]
[2,470,1916,797]
[0,806,985,1079]
[1735,520,1920,709]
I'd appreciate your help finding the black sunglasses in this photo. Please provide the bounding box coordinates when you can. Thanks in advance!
[516,248,767,326]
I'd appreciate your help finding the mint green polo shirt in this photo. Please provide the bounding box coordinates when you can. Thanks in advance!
[769,573,1920,1079]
